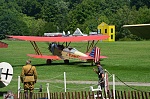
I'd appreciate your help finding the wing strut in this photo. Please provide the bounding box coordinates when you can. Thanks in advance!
[86,40,99,53]
[65,42,71,48]
[30,41,42,55]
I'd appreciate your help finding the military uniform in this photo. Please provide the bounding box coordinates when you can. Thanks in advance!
[20,64,37,93]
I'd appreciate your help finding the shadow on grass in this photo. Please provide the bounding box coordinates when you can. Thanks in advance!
[12,61,106,67]
[33,61,93,67]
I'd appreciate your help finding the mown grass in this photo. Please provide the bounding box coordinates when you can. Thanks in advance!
[0,40,150,97]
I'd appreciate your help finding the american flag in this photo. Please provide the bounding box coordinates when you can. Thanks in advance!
[89,47,100,63]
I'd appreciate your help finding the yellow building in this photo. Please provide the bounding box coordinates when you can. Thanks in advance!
[97,22,115,41]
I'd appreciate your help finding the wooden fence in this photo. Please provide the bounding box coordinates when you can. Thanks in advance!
[15,90,150,99]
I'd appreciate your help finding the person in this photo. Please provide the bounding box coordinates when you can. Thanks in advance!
[93,61,105,89]
[50,42,58,54]
[20,59,37,99]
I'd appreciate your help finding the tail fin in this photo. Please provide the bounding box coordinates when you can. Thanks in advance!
[89,47,100,63]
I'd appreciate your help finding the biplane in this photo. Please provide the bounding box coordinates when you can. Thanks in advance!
[9,35,109,64]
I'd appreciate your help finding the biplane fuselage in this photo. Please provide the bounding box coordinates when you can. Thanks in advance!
[51,45,90,61]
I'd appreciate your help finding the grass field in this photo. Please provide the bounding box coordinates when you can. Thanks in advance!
[0,40,150,97]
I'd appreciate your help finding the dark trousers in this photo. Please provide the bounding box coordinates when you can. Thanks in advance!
[98,78,105,89]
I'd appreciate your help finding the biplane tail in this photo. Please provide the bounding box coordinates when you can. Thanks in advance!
[88,47,107,63]
[89,47,101,63]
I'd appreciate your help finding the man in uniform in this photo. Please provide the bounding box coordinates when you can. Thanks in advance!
[93,61,105,89]
[20,59,37,99]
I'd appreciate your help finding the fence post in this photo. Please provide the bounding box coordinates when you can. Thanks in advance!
[64,72,66,92]
[46,83,50,99]
[18,76,20,99]
[113,74,115,99]
[0,68,2,78]
[104,69,109,97]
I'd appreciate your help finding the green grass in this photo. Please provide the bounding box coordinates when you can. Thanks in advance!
[0,40,150,97]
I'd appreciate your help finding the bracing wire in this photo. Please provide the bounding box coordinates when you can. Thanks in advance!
[105,69,149,92]
[46,70,149,93]
[115,75,149,92]
[49,83,64,89]
[49,74,63,80]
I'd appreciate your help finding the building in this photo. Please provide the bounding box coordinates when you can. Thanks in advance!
[97,22,115,41]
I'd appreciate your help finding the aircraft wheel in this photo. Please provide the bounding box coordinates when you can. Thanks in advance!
[64,59,69,64]
[46,59,52,65]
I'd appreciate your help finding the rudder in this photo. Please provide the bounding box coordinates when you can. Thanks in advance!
[89,47,100,63]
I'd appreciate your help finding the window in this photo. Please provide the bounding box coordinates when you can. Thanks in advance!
[105,29,107,33]
[111,28,113,33]
[111,35,113,39]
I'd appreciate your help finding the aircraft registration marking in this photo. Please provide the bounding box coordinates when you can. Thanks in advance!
[68,53,80,58]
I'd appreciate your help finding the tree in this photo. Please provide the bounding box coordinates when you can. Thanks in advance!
[39,22,57,35]
[54,0,69,31]
[0,5,29,36]
[111,6,135,40]
[16,0,42,18]
[130,0,150,9]
[22,15,46,36]
[135,6,150,24]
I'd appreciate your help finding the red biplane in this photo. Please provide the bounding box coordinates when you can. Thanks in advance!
[9,35,109,65]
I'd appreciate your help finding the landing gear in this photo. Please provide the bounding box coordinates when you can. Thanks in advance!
[64,59,69,64]
[46,59,52,65]
[87,59,94,66]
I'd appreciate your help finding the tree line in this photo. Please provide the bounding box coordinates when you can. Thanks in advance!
[0,0,150,40]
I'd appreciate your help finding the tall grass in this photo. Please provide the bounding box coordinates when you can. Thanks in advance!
[0,40,150,96]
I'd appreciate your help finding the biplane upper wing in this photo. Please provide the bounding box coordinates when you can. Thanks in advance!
[9,35,109,42]
[27,54,61,60]
[123,24,150,39]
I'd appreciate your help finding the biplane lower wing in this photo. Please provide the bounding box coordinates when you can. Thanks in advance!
[27,54,61,60]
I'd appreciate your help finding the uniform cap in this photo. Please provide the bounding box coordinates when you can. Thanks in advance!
[26,59,31,64]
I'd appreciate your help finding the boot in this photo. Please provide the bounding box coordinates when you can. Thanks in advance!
[30,92,33,99]
[24,91,28,99]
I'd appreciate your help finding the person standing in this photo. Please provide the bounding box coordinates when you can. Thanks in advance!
[93,61,105,89]
[20,59,37,99]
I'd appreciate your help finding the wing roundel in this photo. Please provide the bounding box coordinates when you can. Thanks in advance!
[0,62,13,88]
